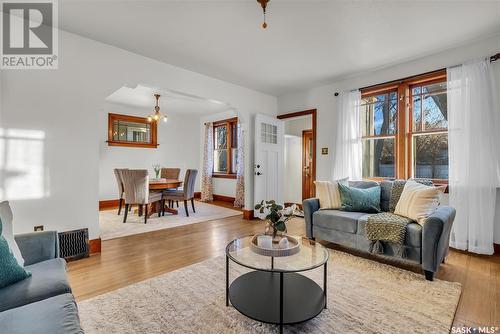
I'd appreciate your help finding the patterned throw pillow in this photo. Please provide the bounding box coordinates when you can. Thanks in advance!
[0,219,31,289]
[338,183,381,213]
[389,179,433,212]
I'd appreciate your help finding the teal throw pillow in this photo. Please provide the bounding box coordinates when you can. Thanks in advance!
[0,218,31,289]
[338,183,381,213]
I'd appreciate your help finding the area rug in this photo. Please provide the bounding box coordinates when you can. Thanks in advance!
[99,201,242,240]
[78,250,461,333]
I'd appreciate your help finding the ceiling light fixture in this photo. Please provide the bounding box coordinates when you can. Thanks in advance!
[257,0,270,29]
[147,94,167,123]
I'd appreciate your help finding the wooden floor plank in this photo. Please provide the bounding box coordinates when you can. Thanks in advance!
[67,209,500,328]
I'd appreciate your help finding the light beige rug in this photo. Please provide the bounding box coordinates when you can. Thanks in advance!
[99,201,242,240]
[78,250,461,334]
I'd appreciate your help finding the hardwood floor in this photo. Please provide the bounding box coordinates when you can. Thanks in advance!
[68,212,500,328]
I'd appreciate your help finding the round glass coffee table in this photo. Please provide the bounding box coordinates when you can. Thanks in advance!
[225,235,329,334]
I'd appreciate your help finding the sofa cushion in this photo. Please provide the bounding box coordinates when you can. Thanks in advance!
[0,257,71,312]
[357,214,422,247]
[313,210,366,233]
[348,180,379,189]
[0,293,83,334]
[380,181,393,212]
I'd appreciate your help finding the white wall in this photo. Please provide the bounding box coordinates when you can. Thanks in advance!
[99,103,201,200]
[277,34,500,243]
[0,30,277,239]
[284,136,302,204]
[282,115,313,204]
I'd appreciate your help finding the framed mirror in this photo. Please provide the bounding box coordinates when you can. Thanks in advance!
[107,113,158,148]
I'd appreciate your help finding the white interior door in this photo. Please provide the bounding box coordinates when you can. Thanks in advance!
[254,114,284,217]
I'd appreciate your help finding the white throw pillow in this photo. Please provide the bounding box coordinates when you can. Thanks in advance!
[314,178,348,210]
[0,201,25,266]
[394,181,446,224]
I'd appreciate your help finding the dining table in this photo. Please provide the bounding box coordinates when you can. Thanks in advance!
[148,178,183,216]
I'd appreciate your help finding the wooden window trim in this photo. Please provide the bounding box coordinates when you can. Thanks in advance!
[212,117,238,178]
[107,113,158,148]
[360,69,448,183]
[361,88,399,179]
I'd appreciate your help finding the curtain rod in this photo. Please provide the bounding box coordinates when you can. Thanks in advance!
[333,52,500,96]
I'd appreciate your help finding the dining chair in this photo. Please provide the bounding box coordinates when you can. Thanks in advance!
[113,168,128,215]
[121,169,164,224]
[161,168,181,208]
[162,169,198,217]
[160,168,181,180]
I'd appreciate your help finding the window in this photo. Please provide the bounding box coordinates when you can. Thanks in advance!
[213,117,238,178]
[107,113,158,148]
[361,70,448,182]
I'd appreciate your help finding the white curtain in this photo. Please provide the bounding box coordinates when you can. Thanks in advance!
[234,122,245,208]
[332,90,362,180]
[201,122,214,202]
[447,59,500,255]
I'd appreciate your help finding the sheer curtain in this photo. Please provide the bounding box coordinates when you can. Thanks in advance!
[332,90,362,180]
[200,122,214,202]
[234,122,245,208]
[447,59,500,255]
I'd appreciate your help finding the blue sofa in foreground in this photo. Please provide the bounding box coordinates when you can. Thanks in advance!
[303,180,456,281]
[0,231,83,334]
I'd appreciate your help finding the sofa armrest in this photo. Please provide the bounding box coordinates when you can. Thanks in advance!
[422,206,456,273]
[302,198,320,239]
[14,231,59,266]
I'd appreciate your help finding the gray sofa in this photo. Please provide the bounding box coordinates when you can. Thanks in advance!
[303,180,456,281]
[0,231,83,333]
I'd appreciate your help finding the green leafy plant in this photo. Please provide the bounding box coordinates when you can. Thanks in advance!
[254,200,296,236]
[153,164,161,179]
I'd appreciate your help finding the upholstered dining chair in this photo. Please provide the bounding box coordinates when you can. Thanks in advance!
[113,168,128,215]
[162,169,198,217]
[160,168,181,180]
[121,169,164,224]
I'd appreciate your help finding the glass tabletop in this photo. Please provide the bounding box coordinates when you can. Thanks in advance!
[226,235,329,273]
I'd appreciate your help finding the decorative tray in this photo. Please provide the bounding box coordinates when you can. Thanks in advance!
[249,234,301,257]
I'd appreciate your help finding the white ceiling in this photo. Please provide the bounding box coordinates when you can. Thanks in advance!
[60,1,500,95]
[105,84,232,114]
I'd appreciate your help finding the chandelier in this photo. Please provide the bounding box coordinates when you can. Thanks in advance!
[147,94,167,123]
[257,0,270,29]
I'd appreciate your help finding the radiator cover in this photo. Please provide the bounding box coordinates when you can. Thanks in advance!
[58,228,89,261]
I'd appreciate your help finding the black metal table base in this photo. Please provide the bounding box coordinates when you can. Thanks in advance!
[228,270,326,333]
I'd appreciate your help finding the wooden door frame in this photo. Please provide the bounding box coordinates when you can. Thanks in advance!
[277,109,317,198]
[302,129,314,201]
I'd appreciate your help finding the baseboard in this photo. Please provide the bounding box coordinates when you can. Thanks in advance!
[494,243,500,254]
[89,238,101,254]
[243,209,254,220]
[99,199,119,210]
[213,194,235,203]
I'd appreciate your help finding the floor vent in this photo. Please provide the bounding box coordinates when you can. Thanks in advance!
[58,228,89,261]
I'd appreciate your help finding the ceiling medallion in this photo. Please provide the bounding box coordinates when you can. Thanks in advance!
[257,0,270,29]
[147,94,167,123]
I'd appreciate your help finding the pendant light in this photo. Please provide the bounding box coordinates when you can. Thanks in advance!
[147,94,167,123]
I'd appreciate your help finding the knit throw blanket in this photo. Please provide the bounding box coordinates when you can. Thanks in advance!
[365,212,413,258]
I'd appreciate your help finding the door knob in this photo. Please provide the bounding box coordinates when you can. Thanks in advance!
[256,172,262,176]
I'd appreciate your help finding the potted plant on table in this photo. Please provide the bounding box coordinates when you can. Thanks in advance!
[152,164,161,179]
[254,200,297,243]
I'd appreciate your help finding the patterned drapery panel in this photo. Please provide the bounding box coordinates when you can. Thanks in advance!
[234,123,245,208]
[201,122,214,202]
